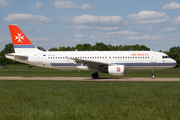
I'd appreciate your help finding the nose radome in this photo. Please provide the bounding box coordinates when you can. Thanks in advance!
[172,59,177,66]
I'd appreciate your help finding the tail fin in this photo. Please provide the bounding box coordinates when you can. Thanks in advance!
[8,25,39,53]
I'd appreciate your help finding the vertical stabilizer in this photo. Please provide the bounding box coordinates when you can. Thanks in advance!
[8,25,40,53]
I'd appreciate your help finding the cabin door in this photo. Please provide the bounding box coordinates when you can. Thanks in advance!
[151,52,156,63]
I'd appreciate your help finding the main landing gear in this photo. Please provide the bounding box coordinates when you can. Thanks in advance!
[91,72,99,79]
[151,69,156,79]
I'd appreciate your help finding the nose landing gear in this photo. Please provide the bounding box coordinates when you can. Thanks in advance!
[151,69,156,79]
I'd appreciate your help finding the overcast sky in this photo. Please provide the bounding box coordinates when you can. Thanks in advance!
[0,0,180,51]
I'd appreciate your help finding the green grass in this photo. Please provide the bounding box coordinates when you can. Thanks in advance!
[0,64,180,78]
[0,81,180,120]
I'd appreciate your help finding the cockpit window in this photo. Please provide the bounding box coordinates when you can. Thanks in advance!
[162,56,170,59]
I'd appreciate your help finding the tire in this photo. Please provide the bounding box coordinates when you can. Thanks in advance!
[151,75,156,79]
[91,73,99,79]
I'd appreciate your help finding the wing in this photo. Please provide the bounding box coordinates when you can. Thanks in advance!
[71,58,108,70]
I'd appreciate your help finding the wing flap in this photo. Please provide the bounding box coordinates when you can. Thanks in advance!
[71,58,108,69]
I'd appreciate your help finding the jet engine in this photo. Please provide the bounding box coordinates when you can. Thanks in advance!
[108,65,125,76]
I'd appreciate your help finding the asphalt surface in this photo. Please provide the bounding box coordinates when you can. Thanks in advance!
[0,77,180,81]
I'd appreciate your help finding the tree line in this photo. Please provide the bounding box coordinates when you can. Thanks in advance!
[0,43,179,67]
[38,43,150,51]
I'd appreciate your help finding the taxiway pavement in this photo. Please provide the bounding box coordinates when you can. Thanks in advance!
[0,77,180,81]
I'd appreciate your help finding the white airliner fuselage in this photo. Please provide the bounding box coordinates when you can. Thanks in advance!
[6,25,177,79]
[10,51,175,70]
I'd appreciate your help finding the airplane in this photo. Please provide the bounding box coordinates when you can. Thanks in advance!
[6,25,177,79]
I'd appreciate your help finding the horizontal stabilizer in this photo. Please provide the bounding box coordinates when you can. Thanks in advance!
[5,53,28,61]
[6,53,28,58]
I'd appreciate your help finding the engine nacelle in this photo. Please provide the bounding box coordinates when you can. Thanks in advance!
[108,65,125,76]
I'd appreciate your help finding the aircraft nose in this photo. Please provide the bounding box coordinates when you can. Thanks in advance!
[172,59,177,66]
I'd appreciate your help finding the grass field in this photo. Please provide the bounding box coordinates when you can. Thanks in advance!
[0,65,180,119]
[0,64,180,78]
[0,81,180,120]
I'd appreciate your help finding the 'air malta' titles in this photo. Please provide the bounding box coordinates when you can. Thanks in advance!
[131,53,149,56]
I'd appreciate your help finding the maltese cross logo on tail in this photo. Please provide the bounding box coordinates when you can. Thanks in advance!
[15,33,24,43]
